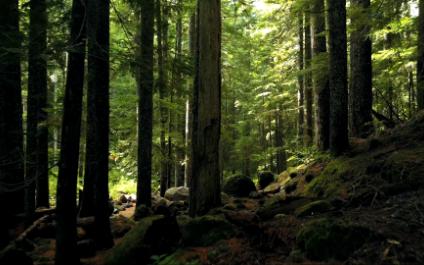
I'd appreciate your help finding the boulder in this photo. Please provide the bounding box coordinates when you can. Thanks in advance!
[223,175,256,197]
[294,200,333,217]
[179,215,236,246]
[296,218,374,261]
[264,182,281,194]
[164,186,189,202]
[77,239,96,258]
[119,194,128,204]
[134,205,153,221]
[105,215,181,265]
[258,171,275,190]
[0,247,33,265]
[111,215,135,238]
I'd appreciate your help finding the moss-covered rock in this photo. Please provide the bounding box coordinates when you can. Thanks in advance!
[223,175,256,197]
[294,200,333,217]
[296,218,374,261]
[258,171,275,190]
[180,215,236,246]
[105,215,181,265]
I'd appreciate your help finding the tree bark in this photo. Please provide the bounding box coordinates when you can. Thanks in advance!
[297,15,305,146]
[349,0,374,138]
[327,0,349,155]
[189,0,222,216]
[0,0,24,248]
[311,0,330,150]
[137,0,155,207]
[26,0,49,215]
[85,0,113,249]
[55,0,86,264]
[304,11,314,145]
[157,0,169,196]
[417,0,424,110]
[275,107,287,173]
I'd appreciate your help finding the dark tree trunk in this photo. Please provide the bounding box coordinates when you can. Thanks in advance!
[0,0,24,248]
[55,0,86,264]
[311,0,330,150]
[26,0,49,219]
[137,0,155,207]
[174,1,185,187]
[275,107,287,173]
[157,0,169,196]
[418,0,424,110]
[297,16,305,145]
[85,0,113,249]
[327,0,349,155]
[349,0,374,138]
[304,11,313,145]
[189,0,222,216]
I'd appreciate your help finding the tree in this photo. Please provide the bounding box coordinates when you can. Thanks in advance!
[84,0,114,249]
[0,0,24,248]
[418,0,424,110]
[349,0,374,137]
[137,0,155,208]
[327,0,349,155]
[304,11,314,145]
[189,0,222,216]
[26,0,49,221]
[311,0,329,150]
[297,15,305,145]
[55,0,86,264]
[157,0,169,196]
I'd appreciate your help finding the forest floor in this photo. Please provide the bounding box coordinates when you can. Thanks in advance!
[3,112,424,265]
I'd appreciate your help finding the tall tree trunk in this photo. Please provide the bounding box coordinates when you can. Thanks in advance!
[0,0,24,248]
[304,11,314,145]
[137,0,155,207]
[189,0,222,216]
[311,0,330,150]
[417,0,424,110]
[184,13,196,187]
[275,107,287,173]
[27,0,49,211]
[86,0,113,249]
[157,0,168,196]
[26,0,49,222]
[297,15,305,146]
[328,0,349,155]
[349,0,373,138]
[174,0,185,187]
[55,0,86,263]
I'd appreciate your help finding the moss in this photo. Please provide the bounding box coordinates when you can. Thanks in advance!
[105,215,180,265]
[296,218,373,261]
[152,250,201,265]
[305,157,364,198]
[180,215,236,246]
[294,200,332,217]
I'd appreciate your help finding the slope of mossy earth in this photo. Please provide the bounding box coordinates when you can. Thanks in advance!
[8,112,424,265]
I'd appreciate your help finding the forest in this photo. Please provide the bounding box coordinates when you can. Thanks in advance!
[0,0,424,264]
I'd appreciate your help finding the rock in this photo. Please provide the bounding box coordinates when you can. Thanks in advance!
[223,175,256,197]
[258,171,275,190]
[221,192,230,204]
[77,227,87,240]
[256,196,313,220]
[0,247,33,265]
[105,215,181,265]
[164,186,189,202]
[294,200,333,217]
[154,205,171,217]
[296,218,374,261]
[224,210,258,226]
[134,205,153,220]
[127,194,137,203]
[179,215,236,246]
[277,171,290,182]
[284,179,298,194]
[77,239,96,258]
[263,182,281,194]
[249,191,263,199]
[152,195,170,209]
[111,215,135,238]
[119,194,128,204]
